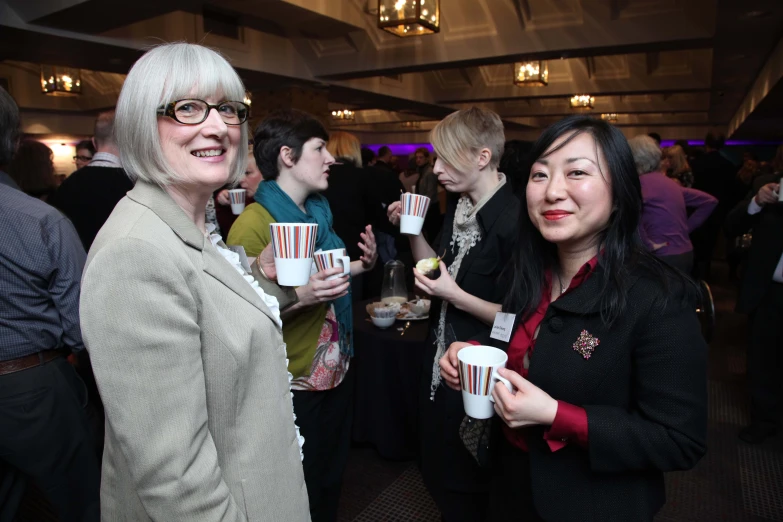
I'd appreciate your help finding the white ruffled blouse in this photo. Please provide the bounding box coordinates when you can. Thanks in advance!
[207,226,305,460]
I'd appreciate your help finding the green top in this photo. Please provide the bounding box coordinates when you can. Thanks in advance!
[227,202,327,379]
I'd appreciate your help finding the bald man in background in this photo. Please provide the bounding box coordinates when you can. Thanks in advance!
[49,110,134,252]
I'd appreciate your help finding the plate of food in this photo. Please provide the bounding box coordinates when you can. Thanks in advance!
[396,299,431,321]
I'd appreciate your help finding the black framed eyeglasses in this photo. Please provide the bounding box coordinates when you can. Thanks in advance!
[157,99,249,125]
[73,155,92,162]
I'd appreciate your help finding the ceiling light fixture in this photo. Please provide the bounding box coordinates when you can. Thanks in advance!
[40,65,82,96]
[513,60,548,87]
[601,113,618,123]
[331,109,355,121]
[378,0,440,37]
[570,94,594,110]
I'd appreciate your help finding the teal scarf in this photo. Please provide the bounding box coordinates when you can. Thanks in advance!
[256,180,353,356]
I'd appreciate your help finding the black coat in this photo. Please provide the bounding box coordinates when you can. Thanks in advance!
[474,264,708,521]
[725,172,783,313]
[322,162,404,259]
[419,183,521,495]
[48,166,133,251]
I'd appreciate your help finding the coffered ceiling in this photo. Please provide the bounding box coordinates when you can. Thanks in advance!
[1,0,781,142]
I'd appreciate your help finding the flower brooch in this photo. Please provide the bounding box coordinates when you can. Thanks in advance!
[573,330,599,360]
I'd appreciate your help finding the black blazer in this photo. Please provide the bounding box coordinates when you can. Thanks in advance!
[322,162,405,260]
[48,166,133,251]
[725,172,783,313]
[436,183,521,343]
[474,264,707,521]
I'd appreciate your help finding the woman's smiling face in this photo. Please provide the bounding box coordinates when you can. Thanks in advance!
[157,94,241,191]
[526,131,613,251]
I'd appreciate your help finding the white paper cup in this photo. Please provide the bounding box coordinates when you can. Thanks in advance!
[269,223,318,286]
[457,345,513,419]
[228,189,246,215]
[400,215,425,235]
[314,248,351,280]
[778,184,783,203]
[399,193,430,236]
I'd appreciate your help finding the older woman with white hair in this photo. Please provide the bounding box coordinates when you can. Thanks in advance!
[628,134,717,273]
[79,43,310,521]
[387,107,520,521]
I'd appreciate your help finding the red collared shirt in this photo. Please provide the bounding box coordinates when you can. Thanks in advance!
[500,256,598,452]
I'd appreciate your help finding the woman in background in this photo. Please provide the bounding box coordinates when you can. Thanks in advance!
[387,107,520,521]
[630,135,717,273]
[8,139,58,200]
[662,144,693,187]
[229,111,377,522]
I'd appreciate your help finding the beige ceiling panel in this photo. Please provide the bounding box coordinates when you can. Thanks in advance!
[588,55,631,80]
[647,50,694,76]
[308,37,358,58]
[432,69,473,90]
[478,64,514,87]
[441,0,498,41]
[517,0,584,30]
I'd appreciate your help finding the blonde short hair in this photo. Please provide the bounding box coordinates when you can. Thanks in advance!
[327,131,362,167]
[430,108,504,174]
[663,145,690,176]
[115,42,248,186]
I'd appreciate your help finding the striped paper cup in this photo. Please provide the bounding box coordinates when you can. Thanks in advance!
[269,223,318,286]
[228,189,246,215]
[314,248,350,280]
[457,345,513,419]
[400,193,430,235]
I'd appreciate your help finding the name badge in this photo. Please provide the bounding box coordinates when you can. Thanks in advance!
[490,312,515,342]
[227,245,252,273]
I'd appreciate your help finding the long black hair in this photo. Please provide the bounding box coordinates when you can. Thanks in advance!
[503,115,693,325]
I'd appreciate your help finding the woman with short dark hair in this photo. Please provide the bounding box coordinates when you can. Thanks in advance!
[440,115,708,521]
[228,110,377,522]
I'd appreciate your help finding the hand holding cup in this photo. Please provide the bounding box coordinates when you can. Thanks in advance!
[387,201,402,226]
[440,341,472,391]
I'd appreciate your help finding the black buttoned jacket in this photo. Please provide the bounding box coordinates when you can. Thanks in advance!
[474,264,708,522]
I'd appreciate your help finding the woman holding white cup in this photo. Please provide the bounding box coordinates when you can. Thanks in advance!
[227,109,377,522]
[440,115,707,521]
[386,108,520,521]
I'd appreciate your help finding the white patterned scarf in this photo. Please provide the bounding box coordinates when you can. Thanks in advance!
[429,173,507,400]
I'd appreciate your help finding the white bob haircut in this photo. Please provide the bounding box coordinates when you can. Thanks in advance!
[116,42,249,186]
[627,135,662,175]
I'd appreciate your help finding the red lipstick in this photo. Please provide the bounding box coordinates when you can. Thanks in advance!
[542,210,571,221]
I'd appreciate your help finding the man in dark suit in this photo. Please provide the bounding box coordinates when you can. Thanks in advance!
[375,145,394,172]
[691,133,737,279]
[726,171,783,443]
[49,110,133,252]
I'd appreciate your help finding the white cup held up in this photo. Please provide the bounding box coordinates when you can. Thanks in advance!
[399,193,430,236]
[228,189,246,215]
[269,223,318,286]
[457,345,514,420]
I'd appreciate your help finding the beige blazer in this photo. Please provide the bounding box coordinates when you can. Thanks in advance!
[80,181,310,521]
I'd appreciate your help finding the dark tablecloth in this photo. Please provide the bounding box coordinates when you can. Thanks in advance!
[351,299,431,460]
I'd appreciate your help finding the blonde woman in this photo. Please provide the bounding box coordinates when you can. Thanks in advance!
[662,145,693,187]
[387,108,521,521]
